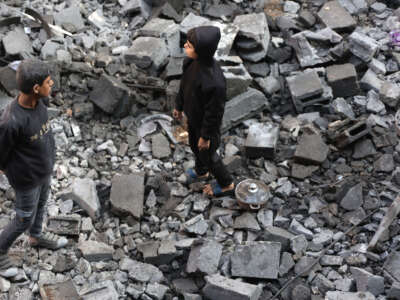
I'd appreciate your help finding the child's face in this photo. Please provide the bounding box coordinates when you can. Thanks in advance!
[184,40,198,59]
[34,76,54,97]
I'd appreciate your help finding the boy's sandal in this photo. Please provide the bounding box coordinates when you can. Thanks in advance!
[0,253,18,278]
[206,181,235,198]
[186,168,210,185]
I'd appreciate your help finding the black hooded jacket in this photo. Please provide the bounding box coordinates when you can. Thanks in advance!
[175,26,226,139]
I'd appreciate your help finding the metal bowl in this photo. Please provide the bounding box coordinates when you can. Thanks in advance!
[235,179,271,210]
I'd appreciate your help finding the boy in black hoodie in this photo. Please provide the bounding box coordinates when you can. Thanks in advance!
[173,26,234,197]
[0,60,67,277]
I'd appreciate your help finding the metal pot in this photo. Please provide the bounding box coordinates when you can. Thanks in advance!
[235,179,271,210]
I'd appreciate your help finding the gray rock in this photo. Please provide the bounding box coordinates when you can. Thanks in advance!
[89,74,133,118]
[335,278,354,292]
[368,59,386,75]
[374,154,394,172]
[348,32,379,62]
[140,18,180,56]
[312,274,335,294]
[340,183,363,211]
[121,0,151,18]
[289,219,313,239]
[203,274,262,300]
[184,214,209,235]
[284,1,301,13]
[255,76,281,95]
[370,2,386,13]
[325,291,375,300]
[332,98,355,119]
[360,69,383,92]
[380,81,400,108]
[257,209,274,229]
[187,240,223,274]
[54,5,85,32]
[125,37,169,71]
[291,284,311,300]
[287,70,323,102]
[120,258,164,283]
[145,283,169,300]
[2,27,33,56]
[179,13,209,34]
[321,255,344,266]
[151,133,171,158]
[291,164,319,179]
[110,173,144,219]
[245,122,279,159]
[78,240,114,262]
[313,229,333,246]
[261,226,295,251]
[317,1,356,32]
[231,242,281,279]
[290,235,308,254]
[295,256,317,276]
[294,134,329,165]
[41,40,61,60]
[279,252,295,276]
[233,13,270,62]
[234,212,261,231]
[183,293,202,300]
[366,91,386,114]
[352,139,376,159]
[350,267,384,296]
[221,88,270,133]
[326,64,359,98]
[221,64,252,100]
[62,178,101,220]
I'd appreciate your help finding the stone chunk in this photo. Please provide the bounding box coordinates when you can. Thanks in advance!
[340,183,363,211]
[234,212,261,231]
[121,0,151,18]
[184,214,209,235]
[120,258,164,283]
[221,88,270,133]
[39,280,79,300]
[317,1,356,32]
[374,154,394,173]
[2,27,33,57]
[151,133,171,158]
[348,32,379,62]
[187,240,223,274]
[89,74,133,118]
[294,134,329,165]
[110,173,144,219]
[62,178,101,220]
[352,139,376,159]
[233,13,270,62]
[326,64,359,98]
[125,37,169,71]
[54,5,85,32]
[146,283,169,300]
[261,226,295,251]
[350,267,384,296]
[287,71,323,101]
[78,240,114,262]
[360,69,383,92]
[332,98,355,119]
[221,64,252,100]
[325,291,375,300]
[179,13,209,34]
[231,242,281,279]
[203,274,262,300]
[80,280,118,300]
[245,122,279,159]
[380,81,400,108]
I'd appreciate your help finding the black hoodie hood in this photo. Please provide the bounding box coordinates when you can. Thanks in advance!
[192,26,221,60]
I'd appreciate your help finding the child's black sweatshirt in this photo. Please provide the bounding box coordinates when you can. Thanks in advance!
[0,99,55,190]
[175,26,227,139]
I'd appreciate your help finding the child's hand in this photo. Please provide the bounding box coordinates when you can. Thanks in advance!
[173,109,183,120]
[198,137,210,151]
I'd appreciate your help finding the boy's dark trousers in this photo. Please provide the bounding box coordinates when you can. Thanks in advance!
[0,177,50,252]
[188,125,232,187]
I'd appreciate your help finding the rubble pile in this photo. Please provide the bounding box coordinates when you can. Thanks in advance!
[0,0,400,299]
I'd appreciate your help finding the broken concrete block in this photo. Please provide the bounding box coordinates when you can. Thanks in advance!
[326,64,359,98]
[0,66,17,95]
[120,257,164,283]
[125,37,169,71]
[63,178,101,220]
[352,138,376,159]
[350,267,384,296]
[233,13,270,62]
[47,215,81,236]
[374,153,394,173]
[146,283,169,300]
[231,242,281,279]
[54,5,85,32]
[255,76,281,96]
[184,214,209,235]
[41,40,62,60]
[110,173,144,219]
[78,240,114,262]
[369,58,386,75]
[325,291,375,300]
[234,212,261,231]
[121,0,152,19]
[294,134,329,165]
[332,98,355,119]
[203,274,262,300]
[140,18,180,56]
[287,70,331,112]
[2,27,33,57]
[152,133,171,159]
[221,88,270,133]
[179,13,209,34]
[221,64,252,100]
[261,226,295,251]
[328,119,371,148]
[40,280,80,300]
[348,32,379,62]
[317,1,356,32]
[89,74,133,118]
[340,183,363,211]
[360,69,383,92]
[80,280,118,300]
[388,282,400,299]
[291,164,319,179]
[245,122,279,159]
[186,240,223,275]
[380,81,400,108]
